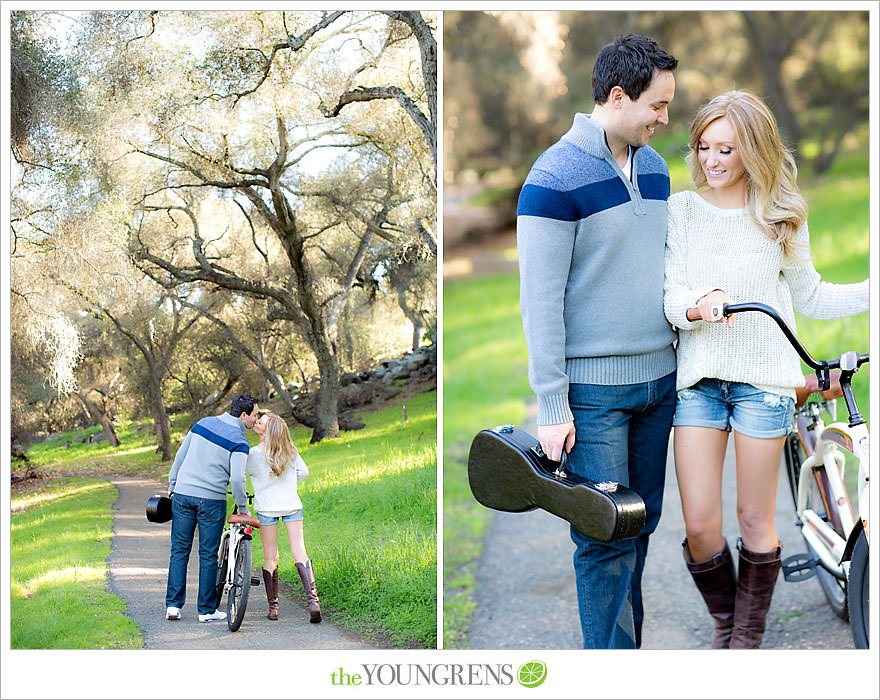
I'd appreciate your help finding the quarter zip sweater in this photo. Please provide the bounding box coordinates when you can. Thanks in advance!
[168,412,249,509]
[517,113,676,425]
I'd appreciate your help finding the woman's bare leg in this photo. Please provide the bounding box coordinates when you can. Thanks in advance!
[284,520,308,563]
[674,426,730,561]
[259,523,280,571]
[733,432,786,552]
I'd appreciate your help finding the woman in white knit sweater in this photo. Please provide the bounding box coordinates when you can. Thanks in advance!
[663,90,868,649]
[247,412,321,623]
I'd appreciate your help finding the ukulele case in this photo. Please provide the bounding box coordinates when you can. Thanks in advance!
[467,425,646,542]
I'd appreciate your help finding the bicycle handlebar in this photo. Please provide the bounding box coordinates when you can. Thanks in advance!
[724,303,824,370]
[685,301,868,425]
[685,301,868,371]
[225,488,255,500]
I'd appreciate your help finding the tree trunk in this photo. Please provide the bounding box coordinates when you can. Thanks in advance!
[146,373,172,461]
[310,343,340,443]
[740,12,801,155]
[411,318,424,352]
[396,286,425,351]
[389,259,428,351]
[74,389,121,446]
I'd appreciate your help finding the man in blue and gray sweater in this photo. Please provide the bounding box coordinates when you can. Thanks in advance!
[165,393,259,622]
[517,34,678,648]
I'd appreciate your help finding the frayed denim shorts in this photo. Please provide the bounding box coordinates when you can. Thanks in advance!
[256,510,304,526]
[673,378,794,439]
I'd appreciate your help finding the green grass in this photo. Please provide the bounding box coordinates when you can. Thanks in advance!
[442,274,531,648]
[10,478,142,648]
[442,147,870,648]
[245,389,437,648]
[17,388,437,649]
[20,417,187,478]
[794,151,870,418]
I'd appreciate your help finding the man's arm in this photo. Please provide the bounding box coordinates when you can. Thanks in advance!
[517,169,578,427]
[229,451,248,513]
[167,430,192,495]
[518,168,578,459]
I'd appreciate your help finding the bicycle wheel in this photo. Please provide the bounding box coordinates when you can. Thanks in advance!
[227,536,252,632]
[215,531,229,607]
[847,530,868,649]
[802,465,848,620]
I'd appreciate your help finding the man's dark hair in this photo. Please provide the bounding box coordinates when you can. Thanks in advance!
[592,34,678,105]
[230,393,258,418]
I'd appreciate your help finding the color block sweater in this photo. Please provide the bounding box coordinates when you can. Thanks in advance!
[663,190,869,399]
[168,412,249,509]
[517,113,677,426]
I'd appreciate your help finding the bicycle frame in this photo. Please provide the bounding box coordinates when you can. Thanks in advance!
[721,302,869,562]
[218,519,254,596]
[796,420,868,577]
[697,301,870,648]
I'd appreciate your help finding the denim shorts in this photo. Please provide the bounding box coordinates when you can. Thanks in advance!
[256,510,304,526]
[673,378,794,439]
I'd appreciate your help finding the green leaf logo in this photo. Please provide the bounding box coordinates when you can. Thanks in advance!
[517,660,547,688]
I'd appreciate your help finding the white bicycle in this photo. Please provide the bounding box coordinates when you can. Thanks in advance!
[215,491,262,632]
[718,302,869,648]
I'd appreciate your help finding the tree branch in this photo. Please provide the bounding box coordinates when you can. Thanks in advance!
[176,297,295,411]
[319,85,434,159]
[199,10,347,106]
[130,211,312,332]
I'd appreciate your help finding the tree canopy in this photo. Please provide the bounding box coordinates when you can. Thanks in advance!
[11,10,437,450]
[444,10,869,181]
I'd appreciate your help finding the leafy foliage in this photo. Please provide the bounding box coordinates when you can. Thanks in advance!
[445,10,869,180]
[10,10,436,447]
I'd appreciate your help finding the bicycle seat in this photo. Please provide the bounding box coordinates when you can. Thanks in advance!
[228,513,261,529]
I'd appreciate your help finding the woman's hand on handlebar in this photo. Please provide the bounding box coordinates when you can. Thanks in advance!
[698,290,734,327]
[687,290,734,327]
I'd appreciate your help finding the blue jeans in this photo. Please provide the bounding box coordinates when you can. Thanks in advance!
[165,493,227,614]
[567,371,676,649]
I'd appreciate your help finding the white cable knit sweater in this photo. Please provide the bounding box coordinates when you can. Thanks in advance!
[664,190,869,399]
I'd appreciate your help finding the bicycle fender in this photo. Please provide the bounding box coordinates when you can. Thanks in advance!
[841,522,866,563]
[821,422,868,463]
[819,426,855,453]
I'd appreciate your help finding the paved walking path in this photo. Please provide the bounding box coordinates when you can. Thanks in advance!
[468,404,855,650]
[107,477,378,649]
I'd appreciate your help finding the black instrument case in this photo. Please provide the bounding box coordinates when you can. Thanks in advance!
[467,425,646,542]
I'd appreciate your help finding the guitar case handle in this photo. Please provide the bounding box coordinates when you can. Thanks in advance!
[527,433,569,478]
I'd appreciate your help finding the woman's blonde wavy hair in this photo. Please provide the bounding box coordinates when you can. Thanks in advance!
[686,90,807,259]
[261,412,297,478]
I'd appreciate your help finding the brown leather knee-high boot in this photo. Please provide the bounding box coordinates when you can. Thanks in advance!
[262,568,279,621]
[295,560,322,623]
[730,538,782,649]
[683,539,737,648]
